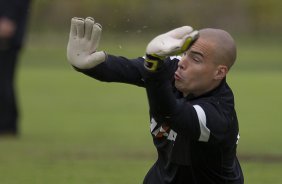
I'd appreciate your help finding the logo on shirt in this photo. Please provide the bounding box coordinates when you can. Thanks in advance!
[150,118,177,141]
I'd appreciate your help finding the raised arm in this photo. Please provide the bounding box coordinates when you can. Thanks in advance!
[140,26,205,140]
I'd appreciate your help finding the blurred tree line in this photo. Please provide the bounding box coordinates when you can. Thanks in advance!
[29,0,281,37]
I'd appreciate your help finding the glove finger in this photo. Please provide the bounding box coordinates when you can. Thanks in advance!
[180,30,199,52]
[161,31,199,56]
[90,23,102,51]
[89,51,106,63]
[80,51,106,69]
[84,17,94,40]
[69,17,78,37]
[76,18,85,38]
[167,26,193,39]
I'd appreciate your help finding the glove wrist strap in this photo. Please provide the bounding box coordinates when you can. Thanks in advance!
[144,54,164,72]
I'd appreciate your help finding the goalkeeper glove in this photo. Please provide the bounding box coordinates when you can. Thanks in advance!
[144,26,199,71]
[67,17,106,69]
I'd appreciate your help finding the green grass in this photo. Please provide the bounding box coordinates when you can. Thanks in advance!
[0,33,282,183]
[228,71,282,155]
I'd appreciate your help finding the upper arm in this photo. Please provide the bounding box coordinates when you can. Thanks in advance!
[193,103,229,144]
[169,101,230,144]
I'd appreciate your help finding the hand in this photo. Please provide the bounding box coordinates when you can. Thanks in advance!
[144,26,199,71]
[67,17,106,69]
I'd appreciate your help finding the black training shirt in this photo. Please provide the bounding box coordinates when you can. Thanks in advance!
[76,55,244,184]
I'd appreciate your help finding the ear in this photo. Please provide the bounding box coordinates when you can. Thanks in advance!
[214,65,228,80]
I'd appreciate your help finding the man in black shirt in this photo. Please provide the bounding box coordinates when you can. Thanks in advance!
[67,17,244,184]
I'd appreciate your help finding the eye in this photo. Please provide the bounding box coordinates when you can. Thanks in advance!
[193,57,201,62]
[187,51,202,63]
[192,56,202,63]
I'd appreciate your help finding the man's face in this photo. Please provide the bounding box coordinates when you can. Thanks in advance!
[174,37,219,96]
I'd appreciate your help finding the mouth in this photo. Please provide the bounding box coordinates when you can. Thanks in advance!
[174,72,182,81]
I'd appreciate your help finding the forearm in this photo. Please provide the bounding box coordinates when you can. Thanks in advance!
[141,65,200,139]
[75,54,145,86]
[143,68,178,117]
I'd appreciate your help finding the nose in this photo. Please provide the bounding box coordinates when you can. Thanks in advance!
[178,57,186,70]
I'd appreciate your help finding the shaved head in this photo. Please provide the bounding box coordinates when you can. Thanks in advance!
[199,28,237,69]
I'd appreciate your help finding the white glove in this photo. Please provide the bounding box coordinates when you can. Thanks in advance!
[67,17,106,69]
[144,26,199,71]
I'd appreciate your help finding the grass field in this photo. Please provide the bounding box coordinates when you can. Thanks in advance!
[0,33,281,183]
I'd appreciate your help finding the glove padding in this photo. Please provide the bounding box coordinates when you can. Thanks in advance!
[67,17,106,69]
[145,26,199,71]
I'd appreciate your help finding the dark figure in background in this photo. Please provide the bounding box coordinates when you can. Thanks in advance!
[0,0,31,136]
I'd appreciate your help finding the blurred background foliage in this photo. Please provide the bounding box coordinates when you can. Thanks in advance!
[29,0,281,37]
[22,0,282,71]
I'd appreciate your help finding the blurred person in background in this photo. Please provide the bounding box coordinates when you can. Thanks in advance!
[0,0,31,136]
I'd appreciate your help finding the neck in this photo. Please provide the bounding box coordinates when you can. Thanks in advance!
[183,80,223,98]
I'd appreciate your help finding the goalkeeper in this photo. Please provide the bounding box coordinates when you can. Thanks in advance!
[67,17,244,184]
